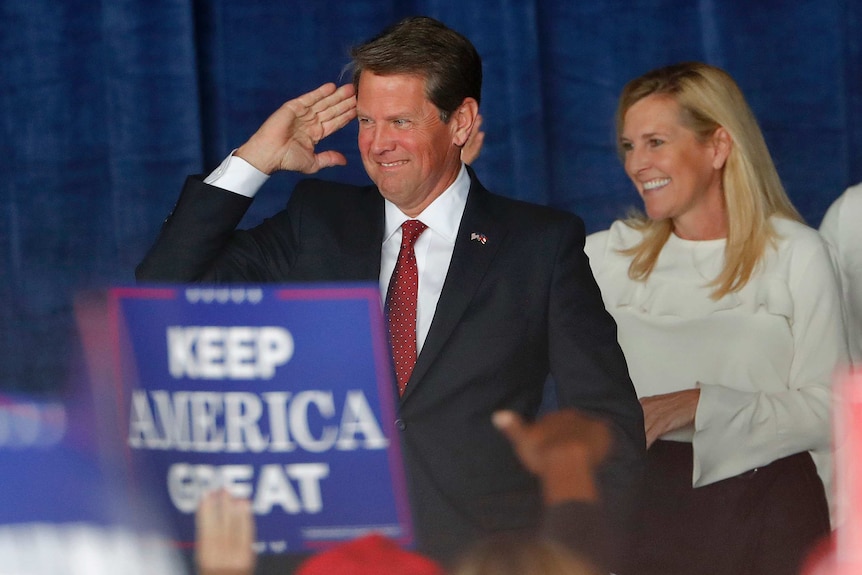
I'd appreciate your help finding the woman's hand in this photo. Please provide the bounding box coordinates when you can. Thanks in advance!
[640,388,701,448]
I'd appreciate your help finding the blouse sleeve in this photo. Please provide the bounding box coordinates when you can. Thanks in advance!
[691,233,849,487]
[820,184,862,364]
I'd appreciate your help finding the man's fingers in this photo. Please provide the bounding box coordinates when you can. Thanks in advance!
[195,490,215,534]
[320,104,357,138]
[284,83,355,125]
[307,83,357,121]
[293,82,339,110]
[224,496,255,553]
[493,410,526,445]
[296,84,356,148]
[315,85,357,140]
[310,151,348,172]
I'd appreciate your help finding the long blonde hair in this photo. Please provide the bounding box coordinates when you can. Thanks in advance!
[615,62,802,299]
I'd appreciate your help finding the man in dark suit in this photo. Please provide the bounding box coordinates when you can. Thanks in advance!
[137,16,644,568]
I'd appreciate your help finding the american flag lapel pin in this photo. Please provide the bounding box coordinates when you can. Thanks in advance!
[470,232,488,245]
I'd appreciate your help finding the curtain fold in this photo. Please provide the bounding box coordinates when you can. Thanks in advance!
[1,0,860,392]
[1,0,202,392]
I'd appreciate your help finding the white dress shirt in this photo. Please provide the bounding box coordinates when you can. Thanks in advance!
[204,155,470,354]
[379,165,469,353]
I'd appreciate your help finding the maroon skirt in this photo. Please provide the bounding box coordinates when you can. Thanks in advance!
[626,440,830,575]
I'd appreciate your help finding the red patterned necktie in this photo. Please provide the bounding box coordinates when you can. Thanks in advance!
[386,220,427,396]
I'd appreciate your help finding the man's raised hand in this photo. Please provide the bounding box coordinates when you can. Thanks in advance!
[236,82,357,175]
[195,489,256,575]
[493,409,611,504]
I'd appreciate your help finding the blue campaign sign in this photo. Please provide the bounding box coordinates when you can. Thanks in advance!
[108,284,413,554]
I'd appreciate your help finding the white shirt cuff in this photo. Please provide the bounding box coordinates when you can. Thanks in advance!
[203,152,270,198]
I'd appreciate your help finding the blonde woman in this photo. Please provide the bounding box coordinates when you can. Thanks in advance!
[585,62,848,575]
[820,181,862,364]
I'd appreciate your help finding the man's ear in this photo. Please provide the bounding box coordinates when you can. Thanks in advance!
[451,97,479,147]
[711,126,732,170]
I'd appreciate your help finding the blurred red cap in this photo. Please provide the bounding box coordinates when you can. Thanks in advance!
[296,534,445,575]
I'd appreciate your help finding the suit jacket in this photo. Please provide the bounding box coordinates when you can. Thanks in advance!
[137,168,645,565]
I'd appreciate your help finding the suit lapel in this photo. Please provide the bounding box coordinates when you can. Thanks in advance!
[401,174,507,402]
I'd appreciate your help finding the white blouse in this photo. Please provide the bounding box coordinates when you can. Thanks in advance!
[820,182,862,365]
[585,217,848,506]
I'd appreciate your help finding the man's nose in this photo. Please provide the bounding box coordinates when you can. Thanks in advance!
[369,124,396,154]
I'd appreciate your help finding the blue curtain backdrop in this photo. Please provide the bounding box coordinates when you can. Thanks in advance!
[2,0,860,393]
